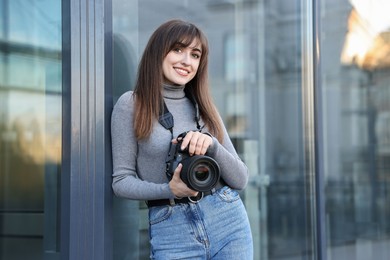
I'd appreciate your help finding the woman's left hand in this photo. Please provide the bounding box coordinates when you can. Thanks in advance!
[173,131,212,156]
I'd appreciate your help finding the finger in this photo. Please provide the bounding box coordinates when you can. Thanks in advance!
[199,141,209,155]
[189,190,199,197]
[170,164,199,197]
[179,131,192,150]
[194,136,206,155]
[188,133,202,155]
[199,134,212,155]
[193,133,212,155]
[172,164,182,180]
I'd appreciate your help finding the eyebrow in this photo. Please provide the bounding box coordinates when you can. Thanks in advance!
[174,42,202,53]
[191,47,202,53]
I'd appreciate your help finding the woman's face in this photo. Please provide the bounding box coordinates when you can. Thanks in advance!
[162,39,202,86]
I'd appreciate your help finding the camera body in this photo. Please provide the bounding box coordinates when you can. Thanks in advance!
[166,138,220,192]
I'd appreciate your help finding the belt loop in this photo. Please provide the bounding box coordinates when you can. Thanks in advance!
[169,198,176,206]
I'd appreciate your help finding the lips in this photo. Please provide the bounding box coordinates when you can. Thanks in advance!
[174,67,190,76]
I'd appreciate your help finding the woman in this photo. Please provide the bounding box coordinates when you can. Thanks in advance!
[111,19,253,259]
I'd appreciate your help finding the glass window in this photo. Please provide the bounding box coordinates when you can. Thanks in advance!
[0,0,62,259]
[320,0,390,258]
[112,1,315,259]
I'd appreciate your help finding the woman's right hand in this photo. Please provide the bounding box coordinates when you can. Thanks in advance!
[169,164,198,198]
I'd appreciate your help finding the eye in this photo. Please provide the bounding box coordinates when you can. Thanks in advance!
[192,53,201,59]
[173,47,182,53]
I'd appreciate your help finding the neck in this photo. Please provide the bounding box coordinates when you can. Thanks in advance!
[163,83,185,99]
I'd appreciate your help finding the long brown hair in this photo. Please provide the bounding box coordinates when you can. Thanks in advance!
[133,19,223,142]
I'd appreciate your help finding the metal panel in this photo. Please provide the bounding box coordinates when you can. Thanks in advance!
[62,0,113,259]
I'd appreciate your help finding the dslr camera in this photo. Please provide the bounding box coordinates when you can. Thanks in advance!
[166,132,220,192]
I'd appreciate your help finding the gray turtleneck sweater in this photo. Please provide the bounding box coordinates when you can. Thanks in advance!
[111,84,248,200]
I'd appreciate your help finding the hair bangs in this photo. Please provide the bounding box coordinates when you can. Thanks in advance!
[165,22,208,55]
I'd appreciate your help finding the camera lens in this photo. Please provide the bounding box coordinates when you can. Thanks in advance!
[194,164,210,182]
[180,155,220,192]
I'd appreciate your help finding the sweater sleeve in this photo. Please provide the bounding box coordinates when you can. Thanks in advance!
[205,117,249,190]
[111,92,174,200]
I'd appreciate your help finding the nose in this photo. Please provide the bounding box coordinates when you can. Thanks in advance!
[181,52,191,66]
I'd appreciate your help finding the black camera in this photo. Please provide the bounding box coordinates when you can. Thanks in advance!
[165,134,220,192]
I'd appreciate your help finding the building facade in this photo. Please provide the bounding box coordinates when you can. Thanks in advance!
[0,0,389,259]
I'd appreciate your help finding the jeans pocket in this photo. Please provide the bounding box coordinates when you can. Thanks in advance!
[217,186,240,203]
[149,206,173,225]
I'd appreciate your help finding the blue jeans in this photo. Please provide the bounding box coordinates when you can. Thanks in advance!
[148,186,253,259]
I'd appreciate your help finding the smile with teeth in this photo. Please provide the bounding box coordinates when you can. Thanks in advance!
[174,67,190,75]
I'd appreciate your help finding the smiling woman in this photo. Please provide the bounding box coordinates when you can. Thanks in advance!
[111,19,253,259]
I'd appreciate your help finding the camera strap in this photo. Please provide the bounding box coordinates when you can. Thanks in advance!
[160,90,203,176]
[158,102,174,133]
[158,89,202,135]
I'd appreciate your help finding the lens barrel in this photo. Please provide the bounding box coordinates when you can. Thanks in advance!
[180,155,220,192]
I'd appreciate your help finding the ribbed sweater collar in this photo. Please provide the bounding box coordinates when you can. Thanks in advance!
[163,83,186,99]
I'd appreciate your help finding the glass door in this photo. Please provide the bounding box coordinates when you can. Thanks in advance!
[111,0,315,259]
[0,0,62,259]
[319,0,390,258]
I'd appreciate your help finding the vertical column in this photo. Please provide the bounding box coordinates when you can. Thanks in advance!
[255,1,269,259]
[301,0,326,259]
[62,0,113,259]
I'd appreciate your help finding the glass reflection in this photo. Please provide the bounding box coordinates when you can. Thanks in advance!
[0,0,62,259]
[341,0,390,70]
[322,0,390,259]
